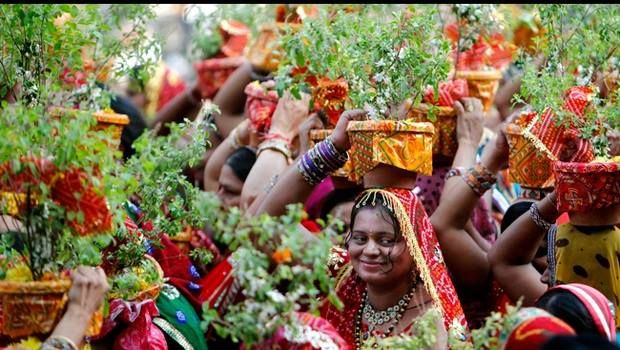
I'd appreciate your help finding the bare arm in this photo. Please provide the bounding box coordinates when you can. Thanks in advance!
[45,266,109,349]
[487,192,558,306]
[203,120,252,191]
[256,110,367,217]
[240,92,311,210]
[431,98,494,290]
[211,61,253,138]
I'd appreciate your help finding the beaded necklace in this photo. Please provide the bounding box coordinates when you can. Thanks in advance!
[354,285,417,349]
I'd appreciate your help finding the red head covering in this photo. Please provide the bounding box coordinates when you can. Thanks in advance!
[546,283,617,341]
[501,307,576,350]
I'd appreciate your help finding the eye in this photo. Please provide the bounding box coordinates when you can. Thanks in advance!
[379,238,396,246]
[351,234,367,244]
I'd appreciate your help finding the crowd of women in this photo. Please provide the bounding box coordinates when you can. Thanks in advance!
[2,4,620,350]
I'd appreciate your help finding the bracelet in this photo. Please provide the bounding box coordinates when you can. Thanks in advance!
[297,137,348,186]
[41,336,78,350]
[529,202,553,232]
[263,132,291,144]
[257,139,292,162]
[462,163,497,197]
[445,167,466,181]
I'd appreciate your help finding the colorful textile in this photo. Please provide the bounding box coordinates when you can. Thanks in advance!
[505,118,557,189]
[529,86,596,164]
[499,307,575,350]
[195,56,245,100]
[320,188,467,348]
[406,103,458,158]
[553,161,620,213]
[94,299,167,350]
[312,78,348,127]
[198,256,239,316]
[346,120,434,183]
[305,177,336,219]
[554,223,620,325]
[423,79,469,107]
[154,284,208,350]
[144,62,187,119]
[244,81,279,134]
[248,312,349,350]
[544,283,617,341]
[218,19,250,58]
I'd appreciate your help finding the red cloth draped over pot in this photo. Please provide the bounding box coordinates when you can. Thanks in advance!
[553,161,620,213]
[195,56,245,100]
[423,79,469,107]
[244,81,279,134]
[93,299,167,350]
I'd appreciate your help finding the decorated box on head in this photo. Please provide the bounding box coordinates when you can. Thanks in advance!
[218,19,250,58]
[346,120,434,183]
[407,103,458,159]
[0,278,104,339]
[553,160,620,213]
[195,56,246,100]
[454,70,503,112]
[505,112,557,189]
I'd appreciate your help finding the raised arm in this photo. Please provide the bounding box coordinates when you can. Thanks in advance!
[203,119,253,191]
[430,98,498,290]
[488,191,559,306]
[255,110,367,217]
[239,92,311,210]
[42,266,109,350]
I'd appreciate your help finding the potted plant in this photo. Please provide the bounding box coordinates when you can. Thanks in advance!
[189,4,263,100]
[444,5,515,112]
[506,4,620,190]
[276,6,452,184]
[200,201,342,349]
[0,103,126,340]
[0,4,159,138]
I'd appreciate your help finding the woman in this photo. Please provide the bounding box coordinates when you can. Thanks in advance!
[255,110,467,348]
[536,283,616,342]
[320,188,465,348]
[499,307,576,350]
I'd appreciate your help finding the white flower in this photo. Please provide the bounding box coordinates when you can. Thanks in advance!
[398,47,406,59]
[375,58,385,67]
[266,290,286,303]
[373,72,386,83]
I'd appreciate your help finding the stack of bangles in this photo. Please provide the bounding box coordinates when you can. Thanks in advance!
[298,136,348,186]
[462,163,497,197]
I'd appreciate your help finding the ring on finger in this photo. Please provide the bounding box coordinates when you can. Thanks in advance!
[465,103,474,112]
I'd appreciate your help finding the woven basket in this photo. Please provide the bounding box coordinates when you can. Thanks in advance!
[405,102,458,158]
[50,108,129,152]
[108,255,165,303]
[346,120,434,183]
[504,122,557,189]
[170,228,192,256]
[0,279,70,338]
[454,70,502,112]
[309,129,353,178]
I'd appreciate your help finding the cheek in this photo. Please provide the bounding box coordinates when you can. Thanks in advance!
[390,244,413,273]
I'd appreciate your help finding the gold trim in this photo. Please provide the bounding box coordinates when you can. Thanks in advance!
[152,317,195,350]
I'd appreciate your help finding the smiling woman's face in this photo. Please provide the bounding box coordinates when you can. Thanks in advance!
[348,206,414,287]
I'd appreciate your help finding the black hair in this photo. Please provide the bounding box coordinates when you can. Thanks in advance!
[501,200,534,233]
[541,335,620,350]
[319,187,363,221]
[536,289,602,337]
[225,146,257,182]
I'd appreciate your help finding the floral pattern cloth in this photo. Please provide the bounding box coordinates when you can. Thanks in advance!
[244,80,279,134]
[553,161,620,212]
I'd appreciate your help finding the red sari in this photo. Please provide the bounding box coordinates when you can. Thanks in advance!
[320,188,467,348]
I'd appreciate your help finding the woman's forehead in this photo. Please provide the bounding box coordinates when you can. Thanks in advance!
[352,207,396,231]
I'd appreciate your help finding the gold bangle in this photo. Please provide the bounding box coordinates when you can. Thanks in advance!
[257,140,292,163]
